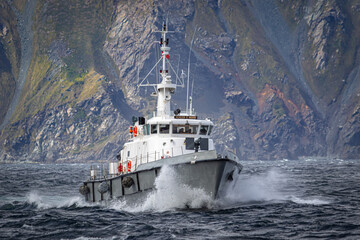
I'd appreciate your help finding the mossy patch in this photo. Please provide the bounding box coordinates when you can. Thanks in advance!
[275,0,306,30]
[77,70,103,103]
[272,99,287,119]
[0,71,16,123]
[12,0,27,13]
[185,0,224,42]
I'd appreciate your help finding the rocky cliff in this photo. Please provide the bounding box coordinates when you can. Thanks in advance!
[0,0,359,162]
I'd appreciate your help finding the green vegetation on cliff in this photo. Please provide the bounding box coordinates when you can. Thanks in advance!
[8,0,114,123]
[0,2,21,124]
[1,0,117,159]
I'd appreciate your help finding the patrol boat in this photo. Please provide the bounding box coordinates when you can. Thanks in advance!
[79,23,242,203]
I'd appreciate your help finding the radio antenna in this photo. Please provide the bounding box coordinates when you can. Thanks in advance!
[186,27,196,114]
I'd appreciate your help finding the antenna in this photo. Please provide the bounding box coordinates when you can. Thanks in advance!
[155,43,159,84]
[190,61,195,109]
[180,70,186,88]
[186,27,197,114]
[176,54,180,85]
[189,96,193,115]
[137,67,140,83]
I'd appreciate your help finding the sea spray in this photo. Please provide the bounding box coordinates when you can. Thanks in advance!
[221,167,330,206]
[26,190,89,209]
[222,168,290,203]
[110,165,214,212]
[110,165,330,212]
[289,196,331,205]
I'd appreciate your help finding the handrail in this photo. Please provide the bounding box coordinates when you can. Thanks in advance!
[89,146,189,180]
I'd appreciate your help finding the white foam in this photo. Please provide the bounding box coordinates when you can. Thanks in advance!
[102,166,332,211]
[222,168,289,204]
[108,198,127,211]
[289,196,331,205]
[110,165,213,212]
[220,167,332,207]
[62,237,117,240]
[26,190,89,209]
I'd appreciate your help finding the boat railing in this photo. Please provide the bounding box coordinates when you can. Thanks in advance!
[126,147,183,168]
[88,147,188,180]
[89,163,111,180]
[87,152,165,180]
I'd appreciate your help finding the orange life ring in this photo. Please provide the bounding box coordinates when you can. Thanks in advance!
[133,126,138,137]
[128,160,131,172]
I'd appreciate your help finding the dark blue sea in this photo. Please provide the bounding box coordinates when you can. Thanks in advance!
[1,159,359,239]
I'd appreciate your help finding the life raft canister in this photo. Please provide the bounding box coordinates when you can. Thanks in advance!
[128,160,131,172]
[118,163,122,173]
[133,126,138,137]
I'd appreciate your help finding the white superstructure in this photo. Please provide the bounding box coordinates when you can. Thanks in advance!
[118,23,215,173]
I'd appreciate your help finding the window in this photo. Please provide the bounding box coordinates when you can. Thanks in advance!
[199,125,209,135]
[151,124,158,134]
[173,124,198,134]
[173,124,185,134]
[208,125,213,135]
[189,125,198,134]
[144,124,150,135]
[159,124,170,134]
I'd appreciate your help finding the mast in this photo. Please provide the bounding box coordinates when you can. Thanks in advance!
[139,23,183,118]
[156,23,176,117]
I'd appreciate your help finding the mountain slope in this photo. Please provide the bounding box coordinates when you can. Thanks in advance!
[0,1,20,127]
[0,0,359,162]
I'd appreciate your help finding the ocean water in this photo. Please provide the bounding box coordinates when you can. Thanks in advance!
[0,159,359,239]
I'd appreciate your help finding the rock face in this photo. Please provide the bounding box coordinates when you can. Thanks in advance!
[1,82,129,162]
[0,0,359,162]
[305,0,345,70]
[0,0,36,129]
[104,1,158,107]
[0,1,20,126]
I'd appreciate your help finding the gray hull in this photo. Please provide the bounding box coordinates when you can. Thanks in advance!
[82,151,242,203]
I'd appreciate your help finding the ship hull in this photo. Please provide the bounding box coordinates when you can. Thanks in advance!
[82,151,242,203]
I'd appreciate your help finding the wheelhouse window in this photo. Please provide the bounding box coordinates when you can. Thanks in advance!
[199,125,209,135]
[159,124,170,134]
[173,124,198,134]
[144,124,150,135]
[173,124,184,134]
[151,124,158,134]
[208,125,213,135]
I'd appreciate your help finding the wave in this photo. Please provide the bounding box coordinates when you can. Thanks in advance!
[25,190,90,209]
[70,237,118,240]
[18,166,329,212]
[109,165,333,212]
[220,167,331,206]
[222,168,290,203]
[109,165,214,212]
[289,196,331,205]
